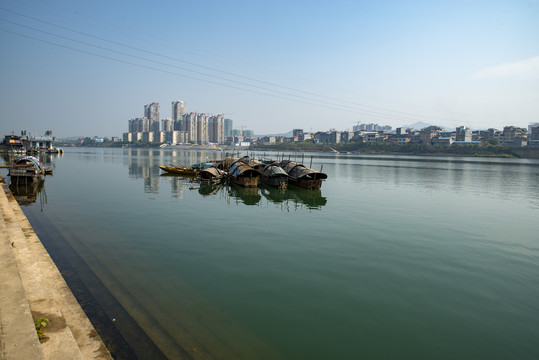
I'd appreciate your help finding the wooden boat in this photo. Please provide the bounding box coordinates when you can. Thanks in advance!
[229,160,259,187]
[199,167,225,184]
[278,160,327,190]
[159,165,198,176]
[8,156,50,184]
[259,162,288,188]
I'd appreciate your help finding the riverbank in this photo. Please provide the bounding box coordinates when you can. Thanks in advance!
[0,173,112,360]
[250,143,539,159]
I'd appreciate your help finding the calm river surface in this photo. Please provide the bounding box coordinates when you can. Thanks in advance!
[3,148,539,359]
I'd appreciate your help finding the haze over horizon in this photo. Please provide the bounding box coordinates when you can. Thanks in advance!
[1,0,538,138]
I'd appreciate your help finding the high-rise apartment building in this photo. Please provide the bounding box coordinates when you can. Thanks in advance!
[128,118,150,133]
[243,130,254,138]
[197,114,209,144]
[185,112,198,143]
[224,118,233,138]
[144,102,160,132]
[172,100,186,122]
[209,115,225,144]
[161,118,172,132]
[365,123,378,132]
[174,115,186,131]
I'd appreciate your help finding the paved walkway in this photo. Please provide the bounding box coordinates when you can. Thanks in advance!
[0,174,112,360]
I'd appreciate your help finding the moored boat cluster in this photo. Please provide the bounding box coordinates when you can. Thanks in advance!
[160,155,327,190]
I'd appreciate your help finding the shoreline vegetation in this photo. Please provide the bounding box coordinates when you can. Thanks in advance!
[251,142,521,158]
[48,139,539,158]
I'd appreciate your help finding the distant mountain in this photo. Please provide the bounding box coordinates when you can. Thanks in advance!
[401,122,453,131]
[255,130,293,138]
[400,122,434,130]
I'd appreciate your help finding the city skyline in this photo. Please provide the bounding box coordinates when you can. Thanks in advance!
[1,1,538,138]
[126,100,229,144]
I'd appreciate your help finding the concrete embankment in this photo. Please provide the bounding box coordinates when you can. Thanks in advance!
[0,174,112,360]
[510,147,539,159]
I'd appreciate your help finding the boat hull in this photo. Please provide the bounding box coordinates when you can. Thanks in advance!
[159,165,198,176]
[290,178,323,190]
[232,176,259,188]
[261,176,288,188]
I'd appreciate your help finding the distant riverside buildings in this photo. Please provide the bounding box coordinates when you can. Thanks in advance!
[124,108,536,149]
[124,100,250,145]
[257,122,535,148]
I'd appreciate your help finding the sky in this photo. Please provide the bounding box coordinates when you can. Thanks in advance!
[0,0,538,138]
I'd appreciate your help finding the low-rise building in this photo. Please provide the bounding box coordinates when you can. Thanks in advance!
[419,126,442,145]
[432,137,454,146]
[456,126,472,141]
[258,136,276,145]
[528,123,539,147]
[503,126,528,147]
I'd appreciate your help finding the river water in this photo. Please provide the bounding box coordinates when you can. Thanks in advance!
[3,148,539,359]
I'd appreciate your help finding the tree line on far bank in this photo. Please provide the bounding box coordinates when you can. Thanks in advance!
[251,139,516,158]
[63,137,517,158]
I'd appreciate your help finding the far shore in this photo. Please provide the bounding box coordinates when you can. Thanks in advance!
[3,143,539,159]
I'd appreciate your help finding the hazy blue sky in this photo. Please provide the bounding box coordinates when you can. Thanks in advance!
[1,0,538,138]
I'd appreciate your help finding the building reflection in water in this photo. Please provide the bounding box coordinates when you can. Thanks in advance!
[126,149,161,194]
[160,173,191,199]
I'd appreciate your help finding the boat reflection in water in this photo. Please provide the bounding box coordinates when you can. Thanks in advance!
[198,182,222,196]
[228,184,262,206]
[9,179,47,209]
[260,185,327,209]
[187,180,326,210]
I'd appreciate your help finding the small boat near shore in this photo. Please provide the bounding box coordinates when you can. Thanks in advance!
[159,165,198,176]
[8,156,52,185]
